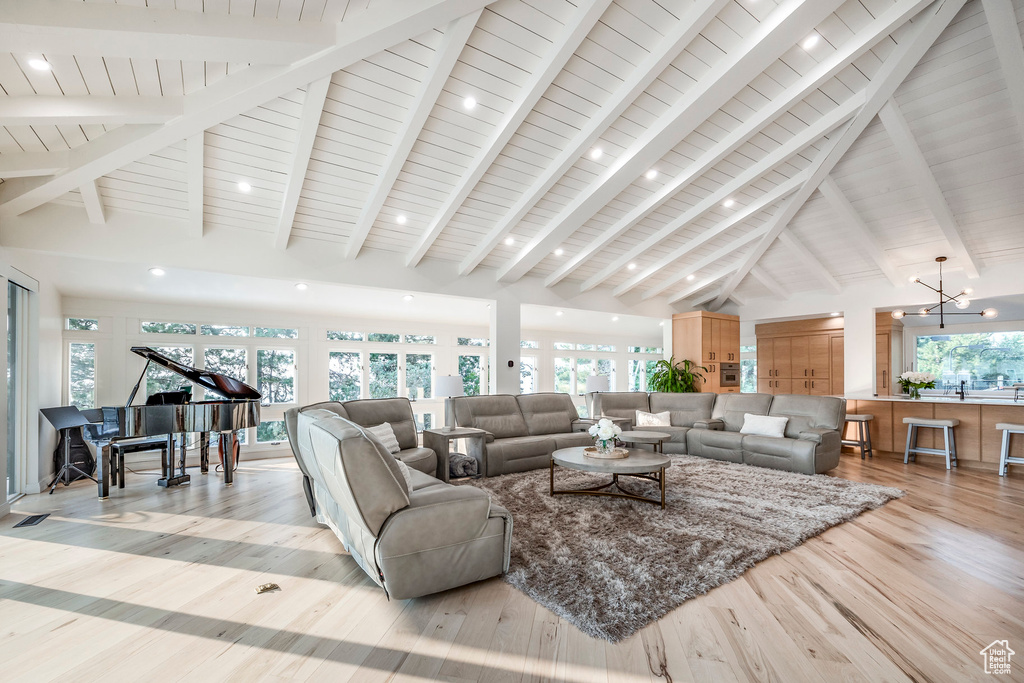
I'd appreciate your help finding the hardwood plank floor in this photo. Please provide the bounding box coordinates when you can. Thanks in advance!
[1,453,1022,682]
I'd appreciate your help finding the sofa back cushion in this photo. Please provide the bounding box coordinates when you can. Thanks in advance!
[516,392,576,435]
[452,394,528,438]
[768,395,846,439]
[309,415,410,537]
[590,392,651,423]
[649,392,716,427]
[711,393,773,432]
[293,407,346,485]
[341,397,418,451]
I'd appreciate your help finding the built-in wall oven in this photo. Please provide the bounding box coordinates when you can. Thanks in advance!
[720,362,740,388]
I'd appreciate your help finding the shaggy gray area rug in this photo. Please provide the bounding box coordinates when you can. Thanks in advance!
[465,455,903,642]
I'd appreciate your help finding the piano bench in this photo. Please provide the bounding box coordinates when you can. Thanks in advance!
[109,437,169,488]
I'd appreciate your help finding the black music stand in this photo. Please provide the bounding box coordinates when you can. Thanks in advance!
[41,406,97,494]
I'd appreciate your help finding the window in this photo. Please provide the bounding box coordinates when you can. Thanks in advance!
[255,327,298,339]
[256,349,296,405]
[414,413,435,432]
[740,345,757,393]
[628,359,657,392]
[597,344,616,352]
[405,334,436,344]
[575,358,615,395]
[405,353,433,399]
[201,324,249,336]
[916,331,1024,392]
[368,332,400,343]
[142,321,196,335]
[328,351,362,401]
[458,337,488,346]
[328,330,364,341]
[67,318,98,331]
[554,342,573,350]
[628,346,663,354]
[520,355,538,394]
[257,420,289,443]
[520,340,539,349]
[204,347,247,383]
[458,354,484,396]
[576,343,596,351]
[69,342,96,409]
[147,346,194,395]
[369,352,398,398]
[8,283,27,499]
[554,357,572,394]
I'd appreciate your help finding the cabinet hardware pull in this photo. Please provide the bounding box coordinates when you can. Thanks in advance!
[811,369,815,377]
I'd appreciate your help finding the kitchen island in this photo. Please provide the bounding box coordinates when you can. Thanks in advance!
[844,394,1024,468]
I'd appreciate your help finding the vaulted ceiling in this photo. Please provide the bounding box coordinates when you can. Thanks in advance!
[1,0,1022,310]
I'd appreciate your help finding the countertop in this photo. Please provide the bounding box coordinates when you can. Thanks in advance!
[845,393,1023,406]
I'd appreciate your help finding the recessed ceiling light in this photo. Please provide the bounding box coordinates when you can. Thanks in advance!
[237,181,251,193]
[396,214,407,225]
[723,198,735,208]
[590,147,603,160]
[627,263,637,270]
[504,237,514,246]
[554,248,564,256]
[802,34,819,50]
[645,169,658,180]
[403,294,414,302]
[28,58,51,71]
[148,267,165,276]
[555,310,564,317]
[463,96,476,110]
[686,274,696,281]
[612,316,619,322]
[295,283,308,291]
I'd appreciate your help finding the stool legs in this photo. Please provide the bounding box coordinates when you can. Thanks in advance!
[864,421,874,459]
[1000,430,1010,476]
[904,425,916,463]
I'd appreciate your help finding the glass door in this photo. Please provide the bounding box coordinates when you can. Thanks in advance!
[7,282,27,500]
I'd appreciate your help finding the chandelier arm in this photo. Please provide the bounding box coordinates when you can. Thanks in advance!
[915,281,941,295]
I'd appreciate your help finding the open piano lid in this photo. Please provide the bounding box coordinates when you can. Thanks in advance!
[131,346,261,400]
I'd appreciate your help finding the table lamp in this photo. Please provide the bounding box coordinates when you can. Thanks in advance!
[585,374,610,394]
[434,375,465,432]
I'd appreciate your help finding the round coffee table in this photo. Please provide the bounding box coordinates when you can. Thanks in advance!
[619,430,672,453]
[550,447,671,509]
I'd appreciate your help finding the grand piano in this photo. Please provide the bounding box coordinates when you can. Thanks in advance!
[90,346,261,499]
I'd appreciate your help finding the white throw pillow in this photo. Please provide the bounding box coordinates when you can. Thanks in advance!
[636,410,671,427]
[740,413,789,438]
[366,422,401,454]
[394,459,414,489]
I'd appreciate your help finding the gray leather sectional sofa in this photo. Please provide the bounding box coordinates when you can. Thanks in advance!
[586,391,846,475]
[284,403,512,600]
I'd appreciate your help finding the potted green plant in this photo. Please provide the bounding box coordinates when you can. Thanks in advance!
[647,356,707,393]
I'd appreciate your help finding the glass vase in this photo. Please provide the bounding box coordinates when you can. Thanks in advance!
[595,439,614,455]
[908,386,921,399]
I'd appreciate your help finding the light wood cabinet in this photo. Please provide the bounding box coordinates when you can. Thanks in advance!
[672,311,741,393]
[754,317,844,395]
[875,313,905,396]
[876,332,891,395]
[831,336,845,395]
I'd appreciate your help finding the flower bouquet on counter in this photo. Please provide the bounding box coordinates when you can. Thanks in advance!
[897,371,936,399]
[588,418,623,456]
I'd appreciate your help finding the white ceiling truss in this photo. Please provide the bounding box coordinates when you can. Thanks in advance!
[0,0,1022,310]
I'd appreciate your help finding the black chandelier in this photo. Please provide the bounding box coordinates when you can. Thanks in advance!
[891,257,997,329]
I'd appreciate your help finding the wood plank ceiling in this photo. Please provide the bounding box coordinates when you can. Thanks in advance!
[0,0,1022,307]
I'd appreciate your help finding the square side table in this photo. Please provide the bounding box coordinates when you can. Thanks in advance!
[422,427,487,482]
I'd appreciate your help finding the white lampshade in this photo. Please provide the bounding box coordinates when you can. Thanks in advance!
[435,375,465,398]
[585,375,610,393]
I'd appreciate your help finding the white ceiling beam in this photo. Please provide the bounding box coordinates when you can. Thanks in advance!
[777,230,841,293]
[404,0,615,267]
[346,10,482,259]
[456,0,730,276]
[0,0,493,220]
[496,0,846,284]
[749,266,789,300]
[0,0,334,63]
[0,96,183,126]
[982,0,1024,143]
[710,0,971,311]
[274,76,332,251]
[818,175,903,287]
[878,98,981,278]
[613,173,805,298]
[0,151,70,178]
[545,0,934,288]
[649,227,768,302]
[583,91,864,293]
[692,288,727,308]
[186,134,204,240]
[79,179,105,225]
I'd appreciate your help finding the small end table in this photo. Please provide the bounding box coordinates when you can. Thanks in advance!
[619,430,672,453]
[422,427,487,482]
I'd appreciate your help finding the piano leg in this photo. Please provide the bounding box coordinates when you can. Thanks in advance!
[98,444,109,500]
[200,433,210,474]
[158,433,191,488]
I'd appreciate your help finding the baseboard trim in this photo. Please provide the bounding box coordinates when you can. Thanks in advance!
[0,501,9,519]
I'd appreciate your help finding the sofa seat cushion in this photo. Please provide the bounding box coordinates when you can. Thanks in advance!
[406,467,445,491]
[552,431,595,450]
[741,434,819,474]
[487,435,556,462]
[685,428,743,463]
[396,447,437,475]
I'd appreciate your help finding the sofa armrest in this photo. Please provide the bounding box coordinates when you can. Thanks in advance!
[376,485,494,558]
[694,418,724,430]
[798,428,834,444]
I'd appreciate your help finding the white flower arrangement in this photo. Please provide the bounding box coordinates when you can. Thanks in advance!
[899,371,936,385]
[588,417,622,445]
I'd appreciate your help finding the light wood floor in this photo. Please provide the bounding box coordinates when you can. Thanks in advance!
[2,453,1023,683]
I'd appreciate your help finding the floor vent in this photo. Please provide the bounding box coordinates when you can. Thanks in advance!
[13,514,49,528]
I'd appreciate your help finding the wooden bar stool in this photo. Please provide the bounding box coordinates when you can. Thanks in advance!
[996,423,1024,476]
[842,414,874,459]
[903,417,959,470]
